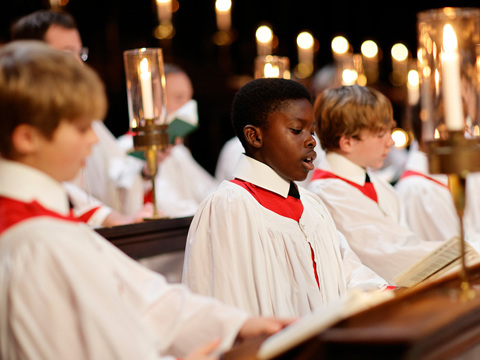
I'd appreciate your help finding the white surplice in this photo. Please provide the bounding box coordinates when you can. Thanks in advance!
[183,155,388,318]
[0,159,248,360]
[394,148,459,242]
[308,152,442,285]
[70,120,145,216]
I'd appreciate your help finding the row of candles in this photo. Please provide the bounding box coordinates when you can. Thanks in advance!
[154,0,419,83]
[138,5,478,141]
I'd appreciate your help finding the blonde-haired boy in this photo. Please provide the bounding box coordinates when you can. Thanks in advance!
[0,40,286,360]
[308,85,442,284]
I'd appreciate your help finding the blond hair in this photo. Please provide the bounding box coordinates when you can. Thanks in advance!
[314,85,395,151]
[0,40,107,158]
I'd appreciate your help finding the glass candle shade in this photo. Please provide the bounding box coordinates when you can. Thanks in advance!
[254,55,290,79]
[124,48,168,150]
[417,8,480,144]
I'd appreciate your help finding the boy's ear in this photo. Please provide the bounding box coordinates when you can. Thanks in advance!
[338,135,354,153]
[243,125,263,148]
[11,124,42,155]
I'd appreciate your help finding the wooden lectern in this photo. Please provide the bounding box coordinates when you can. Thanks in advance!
[226,262,480,360]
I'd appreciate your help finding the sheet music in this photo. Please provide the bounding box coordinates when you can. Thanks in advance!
[256,289,394,360]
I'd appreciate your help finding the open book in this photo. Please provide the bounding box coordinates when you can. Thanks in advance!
[394,236,480,288]
[256,289,394,360]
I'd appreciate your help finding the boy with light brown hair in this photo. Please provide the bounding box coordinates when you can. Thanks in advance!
[0,40,287,360]
[308,85,442,285]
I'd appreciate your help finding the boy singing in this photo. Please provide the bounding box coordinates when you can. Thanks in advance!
[183,78,388,318]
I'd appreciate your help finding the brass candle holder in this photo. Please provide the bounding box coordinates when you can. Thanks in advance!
[418,7,480,299]
[427,133,480,299]
[124,48,169,219]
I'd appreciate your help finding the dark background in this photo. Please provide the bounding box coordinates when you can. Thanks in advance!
[1,0,478,174]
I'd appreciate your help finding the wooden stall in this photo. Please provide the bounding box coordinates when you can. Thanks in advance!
[226,262,480,360]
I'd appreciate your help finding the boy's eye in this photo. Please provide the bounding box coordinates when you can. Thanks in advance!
[290,128,302,135]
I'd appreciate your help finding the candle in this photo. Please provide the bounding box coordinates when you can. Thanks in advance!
[441,24,464,131]
[407,69,420,105]
[215,0,231,32]
[361,40,379,84]
[391,43,409,85]
[331,35,350,61]
[264,63,280,78]
[156,0,172,23]
[297,31,314,67]
[139,58,155,119]
[256,26,273,56]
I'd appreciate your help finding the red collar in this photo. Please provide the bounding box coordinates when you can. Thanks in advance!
[0,196,82,235]
[399,170,450,190]
[230,179,304,221]
[312,169,378,203]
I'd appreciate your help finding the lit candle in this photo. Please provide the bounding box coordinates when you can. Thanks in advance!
[391,43,409,85]
[256,26,273,56]
[407,69,420,105]
[139,58,155,119]
[215,0,231,32]
[361,40,379,84]
[297,31,314,66]
[264,63,280,78]
[441,24,464,131]
[156,0,172,23]
[331,35,350,61]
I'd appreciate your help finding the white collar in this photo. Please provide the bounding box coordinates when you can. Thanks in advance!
[324,152,367,186]
[233,154,291,198]
[0,158,71,216]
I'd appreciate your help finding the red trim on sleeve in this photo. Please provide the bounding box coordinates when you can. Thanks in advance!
[75,206,102,223]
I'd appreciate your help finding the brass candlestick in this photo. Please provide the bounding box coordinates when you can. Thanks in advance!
[124,48,168,219]
[427,133,480,299]
[133,121,169,219]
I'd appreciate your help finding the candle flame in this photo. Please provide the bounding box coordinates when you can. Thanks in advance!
[297,32,314,50]
[443,24,458,52]
[408,69,419,87]
[342,69,358,85]
[264,63,280,78]
[140,58,150,74]
[391,128,408,148]
[391,43,409,62]
[331,36,349,55]
[434,128,440,139]
[215,0,231,12]
[361,40,378,59]
[256,26,273,44]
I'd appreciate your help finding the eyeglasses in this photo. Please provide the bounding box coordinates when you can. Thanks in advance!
[80,47,89,62]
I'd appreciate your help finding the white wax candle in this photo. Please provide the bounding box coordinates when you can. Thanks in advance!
[215,0,231,32]
[442,24,464,131]
[156,0,172,22]
[139,58,155,119]
[407,69,420,105]
[297,32,314,66]
[256,26,273,56]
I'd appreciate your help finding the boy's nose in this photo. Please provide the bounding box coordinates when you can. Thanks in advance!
[306,134,316,148]
[387,134,395,147]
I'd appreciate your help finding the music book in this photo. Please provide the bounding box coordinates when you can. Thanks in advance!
[394,236,480,288]
[256,289,394,360]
